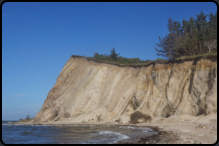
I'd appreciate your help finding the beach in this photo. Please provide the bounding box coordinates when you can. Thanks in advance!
[118,113,217,144]
[12,113,217,144]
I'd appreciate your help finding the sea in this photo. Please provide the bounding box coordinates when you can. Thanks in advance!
[2,121,158,144]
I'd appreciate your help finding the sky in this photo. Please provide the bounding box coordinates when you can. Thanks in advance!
[2,2,217,120]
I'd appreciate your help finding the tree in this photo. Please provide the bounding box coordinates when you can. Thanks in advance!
[26,115,30,120]
[207,12,217,40]
[195,11,208,53]
[155,11,217,59]
[154,36,174,60]
[110,47,120,61]
[94,52,99,59]
[173,32,190,57]
[154,18,176,60]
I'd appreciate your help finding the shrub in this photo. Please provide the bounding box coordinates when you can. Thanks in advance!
[155,58,165,61]
[130,111,151,124]
[115,118,121,123]
[96,114,102,122]
[161,103,175,118]
[19,115,34,122]
[94,52,99,59]
[64,112,70,118]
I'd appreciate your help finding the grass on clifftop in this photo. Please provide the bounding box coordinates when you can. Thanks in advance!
[73,51,217,66]
[75,55,165,66]
[19,115,34,122]
[175,52,217,60]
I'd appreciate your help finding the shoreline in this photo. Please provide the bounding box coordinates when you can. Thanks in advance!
[9,113,217,144]
[10,119,217,144]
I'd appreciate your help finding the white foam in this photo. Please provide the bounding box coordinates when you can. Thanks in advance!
[34,125,53,126]
[126,126,136,129]
[141,127,154,131]
[98,131,129,143]
[119,126,154,131]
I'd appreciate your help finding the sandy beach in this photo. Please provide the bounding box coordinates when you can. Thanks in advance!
[117,121,217,144]
[131,113,218,144]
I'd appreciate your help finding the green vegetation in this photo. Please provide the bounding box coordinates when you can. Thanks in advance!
[92,48,152,65]
[129,111,152,124]
[76,48,216,66]
[155,58,166,61]
[96,114,103,122]
[110,47,120,61]
[176,51,217,60]
[74,11,217,65]
[155,11,217,60]
[19,115,34,122]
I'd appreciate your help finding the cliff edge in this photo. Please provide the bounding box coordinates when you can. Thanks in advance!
[33,55,217,124]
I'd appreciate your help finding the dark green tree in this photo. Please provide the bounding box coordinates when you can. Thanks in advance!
[195,11,208,53]
[110,47,120,61]
[154,36,173,60]
[155,11,217,59]
[208,11,217,40]
[155,18,176,60]
[26,115,30,120]
[94,52,99,59]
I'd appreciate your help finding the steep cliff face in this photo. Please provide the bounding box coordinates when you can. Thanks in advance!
[33,55,217,124]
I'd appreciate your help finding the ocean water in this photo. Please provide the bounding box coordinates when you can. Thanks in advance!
[2,121,158,144]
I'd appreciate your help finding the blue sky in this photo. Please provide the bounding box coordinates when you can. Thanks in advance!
[2,2,217,120]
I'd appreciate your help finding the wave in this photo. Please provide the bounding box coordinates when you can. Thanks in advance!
[141,127,154,131]
[119,126,136,129]
[119,126,154,131]
[126,126,136,129]
[13,124,23,126]
[34,125,54,126]
[2,124,18,126]
[98,131,129,143]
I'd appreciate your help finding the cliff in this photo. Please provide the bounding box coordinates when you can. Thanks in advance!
[33,55,217,124]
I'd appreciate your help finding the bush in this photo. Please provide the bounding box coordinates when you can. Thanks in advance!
[64,112,70,118]
[130,111,151,124]
[155,58,165,61]
[19,115,34,122]
[94,52,99,59]
[96,114,102,122]
[161,103,175,118]
[115,118,121,123]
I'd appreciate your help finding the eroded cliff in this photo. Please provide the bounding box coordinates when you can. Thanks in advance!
[33,55,217,124]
